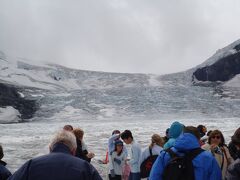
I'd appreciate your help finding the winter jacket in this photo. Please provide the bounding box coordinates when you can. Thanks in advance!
[149,133,222,180]
[228,141,240,160]
[163,121,183,149]
[75,139,91,162]
[109,151,127,175]
[225,158,240,180]
[8,143,102,180]
[0,160,11,180]
[128,140,141,173]
[202,143,233,179]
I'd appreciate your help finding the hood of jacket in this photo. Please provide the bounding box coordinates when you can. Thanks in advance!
[169,121,184,138]
[174,133,200,152]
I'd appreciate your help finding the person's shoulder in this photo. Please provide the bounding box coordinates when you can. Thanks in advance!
[153,145,163,151]
[132,141,141,148]
[0,163,10,173]
[0,163,5,169]
[141,147,150,156]
[222,145,230,151]
[142,146,149,152]
[227,158,240,175]
[233,158,240,168]
[0,164,11,179]
[201,143,210,150]
[33,152,86,165]
[197,149,214,159]
[159,148,172,159]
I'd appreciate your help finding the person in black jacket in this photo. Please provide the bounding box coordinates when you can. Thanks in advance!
[73,128,95,162]
[0,144,11,180]
[228,141,240,160]
[226,127,240,180]
[9,130,102,180]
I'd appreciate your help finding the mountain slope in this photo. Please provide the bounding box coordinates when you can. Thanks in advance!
[0,52,162,91]
[192,39,240,82]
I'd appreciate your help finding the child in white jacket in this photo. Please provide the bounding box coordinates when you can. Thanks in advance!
[109,140,127,180]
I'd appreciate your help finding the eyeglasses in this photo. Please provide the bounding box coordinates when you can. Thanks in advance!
[211,136,221,139]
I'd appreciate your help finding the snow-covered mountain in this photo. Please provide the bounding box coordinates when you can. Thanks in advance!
[1,39,240,124]
[0,52,161,91]
[192,39,240,83]
[0,51,164,123]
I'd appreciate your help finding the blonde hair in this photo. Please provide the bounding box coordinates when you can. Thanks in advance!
[49,130,77,151]
[72,128,84,141]
[150,134,164,148]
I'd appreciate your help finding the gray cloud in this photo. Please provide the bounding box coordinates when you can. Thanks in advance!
[1,0,240,74]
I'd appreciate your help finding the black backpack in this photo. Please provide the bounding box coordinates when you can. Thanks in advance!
[140,147,159,178]
[162,148,204,180]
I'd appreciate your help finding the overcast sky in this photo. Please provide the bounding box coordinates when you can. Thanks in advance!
[1,0,240,74]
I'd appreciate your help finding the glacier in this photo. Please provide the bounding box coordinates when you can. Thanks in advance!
[0,39,240,177]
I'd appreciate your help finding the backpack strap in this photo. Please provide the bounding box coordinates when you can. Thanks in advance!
[149,147,153,157]
[164,148,204,162]
[165,148,178,158]
[221,146,230,165]
[185,148,204,161]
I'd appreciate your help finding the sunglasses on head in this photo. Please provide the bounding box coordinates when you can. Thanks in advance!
[211,135,221,139]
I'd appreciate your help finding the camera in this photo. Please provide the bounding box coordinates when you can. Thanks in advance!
[213,146,222,154]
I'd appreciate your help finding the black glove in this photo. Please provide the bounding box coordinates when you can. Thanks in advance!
[114,158,121,165]
[110,169,115,177]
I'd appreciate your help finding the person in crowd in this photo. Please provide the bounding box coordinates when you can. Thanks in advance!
[9,130,102,180]
[228,128,240,161]
[163,121,184,149]
[121,130,141,180]
[207,130,212,136]
[197,125,207,138]
[73,128,95,162]
[99,130,122,164]
[108,140,127,180]
[200,130,213,145]
[140,134,163,164]
[225,127,240,179]
[109,130,121,154]
[162,128,170,144]
[149,126,222,180]
[0,144,11,180]
[198,126,209,145]
[63,124,73,131]
[228,141,240,161]
[201,130,233,179]
[106,130,128,162]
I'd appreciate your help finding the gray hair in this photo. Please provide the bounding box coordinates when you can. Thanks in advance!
[49,130,77,151]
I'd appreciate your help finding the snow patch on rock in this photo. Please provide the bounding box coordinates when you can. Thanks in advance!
[0,106,21,124]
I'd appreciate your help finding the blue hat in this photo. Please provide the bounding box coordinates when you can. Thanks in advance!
[115,140,123,146]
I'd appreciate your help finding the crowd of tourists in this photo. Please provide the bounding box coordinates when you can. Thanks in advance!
[0,122,240,180]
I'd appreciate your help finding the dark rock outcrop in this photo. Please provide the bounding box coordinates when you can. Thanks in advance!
[193,48,240,82]
[0,83,37,120]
